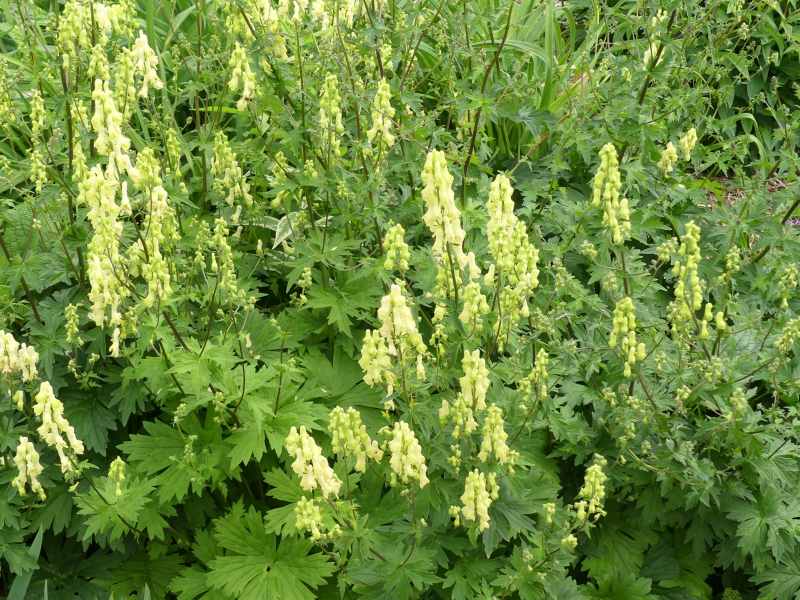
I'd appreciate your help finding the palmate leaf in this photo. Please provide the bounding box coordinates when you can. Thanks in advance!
[582,510,658,582]
[305,268,382,337]
[586,573,657,600]
[75,478,154,543]
[207,502,334,600]
[442,556,502,600]
[120,417,229,502]
[347,543,442,600]
[751,556,800,600]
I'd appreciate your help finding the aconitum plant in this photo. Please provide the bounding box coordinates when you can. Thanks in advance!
[1,0,799,598]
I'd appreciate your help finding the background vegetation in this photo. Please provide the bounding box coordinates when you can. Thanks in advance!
[1,0,799,598]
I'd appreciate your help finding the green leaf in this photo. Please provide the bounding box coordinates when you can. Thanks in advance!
[66,394,117,455]
[582,511,657,582]
[7,527,43,600]
[586,573,656,600]
[0,528,38,575]
[752,556,800,600]
[31,485,73,534]
[75,478,154,542]
[207,503,334,600]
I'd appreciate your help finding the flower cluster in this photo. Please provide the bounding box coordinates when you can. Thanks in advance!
[128,151,179,309]
[328,406,383,472]
[679,127,698,161]
[386,421,429,488]
[574,454,608,523]
[668,221,704,335]
[359,330,393,392]
[478,405,516,466]
[459,280,490,334]
[609,297,646,378]
[778,264,798,310]
[421,150,466,294]
[658,141,678,175]
[776,317,800,355]
[0,330,39,382]
[206,218,244,306]
[522,348,549,404]
[591,143,630,244]
[228,43,256,111]
[285,425,342,498]
[452,469,499,532]
[486,173,540,345]
[319,74,344,157]
[0,57,13,124]
[295,497,331,541]
[29,90,47,192]
[12,437,45,500]
[108,456,126,496]
[57,0,135,68]
[131,31,163,98]
[91,78,133,178]
[439,350,490,439]
[79,166,127,352]
[57,0,92,68]
[211,133,253,209]
[366,78,395,149]
[34,382,85,474]
[376,283,427,367]
[383,223,410,273]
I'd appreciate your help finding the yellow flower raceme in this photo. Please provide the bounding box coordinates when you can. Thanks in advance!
[459,280,490,333]
[658,141,678,175]
[359,329,394,393]
[421,150,466,283]
[229,43,256,111]
[295,496,326,540]
[108,456,126,496]
[609,297,646,378]
[320,74,344,157]
[478,404,517,466]
[12,437,45,500]
[91,78,133,178]
[386,420,428,488]
[285,425,342,498]
[575,454,608,523]
[0,331,39,382]
[131,31,163,98]
[439,349,489,439]
[211,132,253,208]
[79,166,127,342]
[679,127,698,161]
[486,173,540,344]
[377,283,427,360]
[669,221,704,335]
[456,469,498,532]
[65,304,82,345]
[0,58,14,124]
[776,317,800,354]
[328,406,383,472]
[34,382,85,474]
[383,223,410,273]
[367,78,395,149]
[591,143,630,244]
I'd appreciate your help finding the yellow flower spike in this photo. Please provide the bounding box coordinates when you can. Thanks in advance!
[591,143,630,245]
[34,382,85,474]
[12,437,45,500]
[386,421,428,489]
[285,426,342,498]
[329,407,383,472]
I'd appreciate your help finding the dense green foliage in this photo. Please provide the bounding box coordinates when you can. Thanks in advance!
[1,0,800,598]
